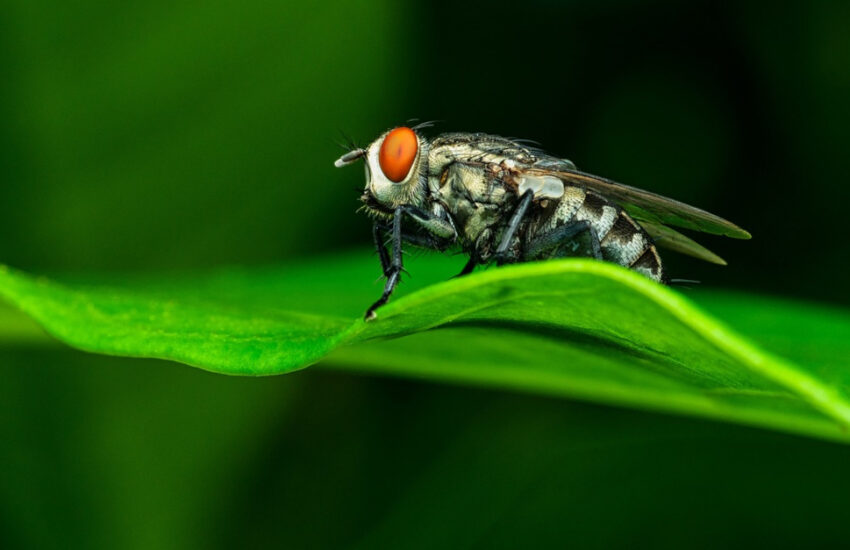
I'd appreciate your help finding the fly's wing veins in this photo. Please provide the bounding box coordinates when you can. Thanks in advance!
[639,221,727,265]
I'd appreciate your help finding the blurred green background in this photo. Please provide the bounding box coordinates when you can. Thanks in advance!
[2,0,850,547]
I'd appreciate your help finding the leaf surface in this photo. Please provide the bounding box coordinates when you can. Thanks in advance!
[1,252,849,442]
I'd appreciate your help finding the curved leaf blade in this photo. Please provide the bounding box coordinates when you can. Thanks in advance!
[1,254,849,442]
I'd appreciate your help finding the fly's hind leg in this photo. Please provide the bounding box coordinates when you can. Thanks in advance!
[524,220,603,261]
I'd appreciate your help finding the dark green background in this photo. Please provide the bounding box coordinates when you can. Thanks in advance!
[2,1,850,548]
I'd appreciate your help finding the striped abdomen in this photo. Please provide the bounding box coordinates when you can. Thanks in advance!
[527,186,665,282]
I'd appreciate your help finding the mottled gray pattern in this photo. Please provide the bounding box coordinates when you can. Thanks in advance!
[425,134,665,281]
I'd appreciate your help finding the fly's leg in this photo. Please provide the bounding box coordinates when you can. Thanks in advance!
[372,223,391,277]
[402,205,457,241]
[366,210,404,320]
[452,255,478,278]
[524,220,603,261]
[366,207,458,320]
[376,222,451,251]
[399,230,450,250]
[494,190,534,265]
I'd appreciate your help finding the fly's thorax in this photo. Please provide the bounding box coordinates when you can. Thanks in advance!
[436,161,518,255]
[427,133,538,172]
[361,128,430,213]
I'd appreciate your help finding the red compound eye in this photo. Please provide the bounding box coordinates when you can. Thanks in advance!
[378,127,418,182]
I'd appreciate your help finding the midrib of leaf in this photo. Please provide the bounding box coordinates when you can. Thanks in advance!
[335,260,850,430]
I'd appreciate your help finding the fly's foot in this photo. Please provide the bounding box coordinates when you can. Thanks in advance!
[364,295,387,321]
[365,267,401,321]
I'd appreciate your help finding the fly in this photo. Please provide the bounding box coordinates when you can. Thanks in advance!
[334,126,751,320]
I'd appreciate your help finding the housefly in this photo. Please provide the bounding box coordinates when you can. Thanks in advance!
[335,125,750,320]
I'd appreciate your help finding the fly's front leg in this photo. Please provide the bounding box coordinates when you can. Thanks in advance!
[494,190,534,265]
[403,205,457,241]
[375,221,448,251]
[372,223,391,277]
[365,206,458,321]
[366,210,404,320]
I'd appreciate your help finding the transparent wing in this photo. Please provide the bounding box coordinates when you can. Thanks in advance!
[640,221,727,265]
[526,167,751,239]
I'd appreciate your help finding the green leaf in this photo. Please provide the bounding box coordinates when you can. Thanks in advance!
[1,252,850,442]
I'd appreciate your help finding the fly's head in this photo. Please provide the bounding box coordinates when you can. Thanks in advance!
[334,126,429,218]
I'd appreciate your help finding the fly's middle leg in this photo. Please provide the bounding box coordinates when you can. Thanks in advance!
[494,190,534,265]
[452,255,478,278]
[524,220,603,261]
